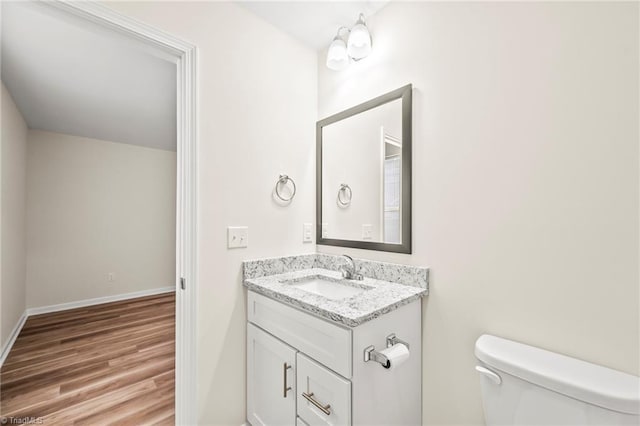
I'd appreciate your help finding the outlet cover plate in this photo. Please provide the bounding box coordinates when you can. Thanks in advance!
[321,223,328,238]
[303,223,313,243]
[362,224,373,240]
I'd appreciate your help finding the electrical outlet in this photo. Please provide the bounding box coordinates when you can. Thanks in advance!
[228,226,248,248]
[362,224,373,240]
[322,223,328,238]
[107,272,115,282]
[303,223,313,243]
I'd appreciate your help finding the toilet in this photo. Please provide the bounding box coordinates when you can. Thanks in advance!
[475,334,640,425]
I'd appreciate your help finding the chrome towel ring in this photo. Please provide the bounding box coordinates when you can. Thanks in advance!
[275,174,296,202]
[337,183,352,206]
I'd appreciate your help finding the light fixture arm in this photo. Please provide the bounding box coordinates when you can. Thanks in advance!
[334,26,350,39]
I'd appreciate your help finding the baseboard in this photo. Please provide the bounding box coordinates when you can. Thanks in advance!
[0,287,174,368]
[0,310,28,368]
[27,286,175,316]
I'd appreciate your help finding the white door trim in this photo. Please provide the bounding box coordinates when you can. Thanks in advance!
[43,1,198,424]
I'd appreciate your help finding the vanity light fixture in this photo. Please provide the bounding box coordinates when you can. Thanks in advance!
[347,13,372,60]
[326,13,372,71]
[326,27,350,71]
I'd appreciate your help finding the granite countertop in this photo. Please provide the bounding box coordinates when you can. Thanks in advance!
[244,267,427,327]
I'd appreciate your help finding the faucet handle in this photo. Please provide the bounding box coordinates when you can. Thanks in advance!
[354,265,366,281]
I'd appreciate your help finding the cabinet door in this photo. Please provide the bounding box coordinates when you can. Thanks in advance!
[296,353,351,426]
[248,323,297,426]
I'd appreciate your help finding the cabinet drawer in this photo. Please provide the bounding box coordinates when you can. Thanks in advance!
[248,291,352,378]
[296,353,351,426]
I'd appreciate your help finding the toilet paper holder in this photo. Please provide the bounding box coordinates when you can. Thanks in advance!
[364,333,410,368]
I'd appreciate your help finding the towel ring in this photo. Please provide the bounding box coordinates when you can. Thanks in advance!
[337,183,352,206]
[275,174,296,202]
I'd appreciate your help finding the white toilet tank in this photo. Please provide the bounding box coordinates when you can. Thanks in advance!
[475,334,640,425]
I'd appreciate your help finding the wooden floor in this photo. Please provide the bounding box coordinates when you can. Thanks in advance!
[0,292,175,425]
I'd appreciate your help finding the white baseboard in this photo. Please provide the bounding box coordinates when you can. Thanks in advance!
[0,286,175,368]
[27,286,176,316]
[0,310,28,368]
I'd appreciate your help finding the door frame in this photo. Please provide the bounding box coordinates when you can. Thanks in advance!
[45,1,198,424]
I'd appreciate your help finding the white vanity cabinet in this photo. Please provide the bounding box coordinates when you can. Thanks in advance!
[246,291,422,426]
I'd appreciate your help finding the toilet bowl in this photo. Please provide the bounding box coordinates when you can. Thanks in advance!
[475,334,640,425]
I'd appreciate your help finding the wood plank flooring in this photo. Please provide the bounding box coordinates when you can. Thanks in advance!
[0,292,175,425]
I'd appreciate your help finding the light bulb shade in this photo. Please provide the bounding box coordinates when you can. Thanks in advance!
[326,37,349,71]
[347,19,372,60]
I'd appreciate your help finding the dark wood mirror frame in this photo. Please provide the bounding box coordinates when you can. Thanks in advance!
[316,84,412,254]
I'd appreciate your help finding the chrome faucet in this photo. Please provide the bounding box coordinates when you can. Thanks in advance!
[340,254,363,280]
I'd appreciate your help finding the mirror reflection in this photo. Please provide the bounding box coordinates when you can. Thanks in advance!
[322,98,402,244]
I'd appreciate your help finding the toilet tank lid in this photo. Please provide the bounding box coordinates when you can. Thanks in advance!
[475,334,640,415]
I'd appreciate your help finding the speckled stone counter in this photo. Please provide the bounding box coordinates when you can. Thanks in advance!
[243,254,429,327]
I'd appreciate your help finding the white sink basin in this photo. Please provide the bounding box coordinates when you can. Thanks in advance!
[284,276,372,301]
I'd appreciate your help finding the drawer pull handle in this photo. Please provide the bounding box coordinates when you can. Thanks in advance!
[283,363,292,397]
[302,392,331,415]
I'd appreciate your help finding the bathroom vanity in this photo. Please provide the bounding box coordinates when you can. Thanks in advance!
[243,254,428,426]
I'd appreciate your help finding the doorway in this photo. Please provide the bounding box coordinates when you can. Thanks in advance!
[0,1,196,423]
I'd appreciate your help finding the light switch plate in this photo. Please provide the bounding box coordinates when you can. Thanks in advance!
[228,226,248,248]
[303,223,313,243]
[362,224,373,240]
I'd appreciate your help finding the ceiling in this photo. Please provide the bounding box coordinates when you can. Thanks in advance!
[1,1,389,152]
[239,1,390,50]
[1,2,177,151]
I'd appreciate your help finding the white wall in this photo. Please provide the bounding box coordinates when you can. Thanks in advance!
[101,3,317,424]
[318,2,639,425]
[1,82,27,350]
[26,130,176,308]
[322,99,401,241]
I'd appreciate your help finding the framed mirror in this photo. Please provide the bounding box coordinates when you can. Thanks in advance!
[316,84,412,253]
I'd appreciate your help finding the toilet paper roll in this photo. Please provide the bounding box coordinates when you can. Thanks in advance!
[380,343,410,370]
